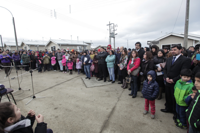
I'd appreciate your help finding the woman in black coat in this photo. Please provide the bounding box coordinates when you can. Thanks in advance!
[151,45,159,57]
[140,51,154,98]
[30,51,36,69]
[153,50,166,100]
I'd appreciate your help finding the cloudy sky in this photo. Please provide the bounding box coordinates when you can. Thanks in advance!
[0,0,200,48]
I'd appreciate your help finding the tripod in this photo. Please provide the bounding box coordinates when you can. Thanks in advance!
[26,70,49,105]
[14,65,30,93]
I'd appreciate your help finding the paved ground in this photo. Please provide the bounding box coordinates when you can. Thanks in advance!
[0,69,187,133]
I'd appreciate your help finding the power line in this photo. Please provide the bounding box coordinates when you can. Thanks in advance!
[172,0,184,32]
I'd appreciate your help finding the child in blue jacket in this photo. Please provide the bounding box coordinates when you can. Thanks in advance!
[142,70,159,119]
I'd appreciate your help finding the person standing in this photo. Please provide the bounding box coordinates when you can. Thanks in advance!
[105,50,116,83]
[118,48,128,89]
[161,45,191,120]
[116,47,123,84]
[30,51,36,69]
[0,51,12,75]
[12,50,21,70]
[43,53,50,72]
[127,50,141,98]
[21,51,30,71]
[82,51,91,79]
[96,47,108,82]
[56,49,64,72]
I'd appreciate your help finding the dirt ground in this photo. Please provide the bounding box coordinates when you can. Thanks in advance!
[0,69,186,133]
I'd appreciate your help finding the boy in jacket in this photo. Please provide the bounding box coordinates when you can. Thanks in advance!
[174,69,193,129]
[186,72,200,133]
[142,70,159,119]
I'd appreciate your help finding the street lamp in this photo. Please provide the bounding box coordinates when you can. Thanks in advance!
[0,6,19,51]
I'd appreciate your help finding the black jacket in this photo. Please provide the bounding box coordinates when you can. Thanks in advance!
[137,48,145,61]
[163,55,191,83]
[186,90,200,131]
[141,59,154,79]
[96,52,108,64]
[30,54,36,62]
[12,115,47,133]
[153,56,166,70]
[192,63,200,81]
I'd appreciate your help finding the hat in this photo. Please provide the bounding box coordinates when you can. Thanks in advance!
[98,49,101,52]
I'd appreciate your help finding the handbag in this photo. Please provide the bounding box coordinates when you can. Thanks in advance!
[129,64,141,76]
[90,64,95,72]
[126,75,131,83]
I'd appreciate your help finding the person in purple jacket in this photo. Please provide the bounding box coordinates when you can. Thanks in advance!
[0,51,12,75]
[12,50,21,70]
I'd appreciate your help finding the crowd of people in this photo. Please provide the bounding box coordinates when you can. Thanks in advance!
[0,42,200,133]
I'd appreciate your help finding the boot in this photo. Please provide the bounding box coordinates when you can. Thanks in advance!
[157,87,162,100]
[123,79,127,89]
[121,79,125,88]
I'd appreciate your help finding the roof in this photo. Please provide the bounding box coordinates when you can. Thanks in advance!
[46,39,88,46]
[93,45,107,49]
[22,40,48,46]
[155,32,200,41]
[4,42,22,47]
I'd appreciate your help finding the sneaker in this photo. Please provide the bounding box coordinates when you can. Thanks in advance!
[174,119,180,124]
[176,123,187,129]
[143,110,148,115]
[151,115,155,119]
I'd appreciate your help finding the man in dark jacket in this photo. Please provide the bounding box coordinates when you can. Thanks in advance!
[163,46,169,57]
[135,42,145,61]
[96,47,108,82]
[161,45,191,119]
[82,51,91,79]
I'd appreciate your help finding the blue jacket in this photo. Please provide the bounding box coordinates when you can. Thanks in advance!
[185,95,193,106]
[105,55,115,68]
[12,54,21,61]
[142,70,159,100]
[82,55,91,66]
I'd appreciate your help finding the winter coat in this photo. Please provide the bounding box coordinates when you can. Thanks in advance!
[192,63,200,81]
[51,56,56,65]
[5,115,47,133]
[119,55,128,69]
[21,54,30,64]
[142,70,159,100]
[62,55,67,66]
[186,90,200,131]
[76,61,82,69]
[72,54,78,63]
[56,52,64,61]
[96,52,108,64]
[30,54,36,62]
[140,59,154,79]
[0,54,12,63]
[43,56,50,64]
[137,48,145,61]
[127,57,141,73]
[12,54,20,61]
[93,55,99,73]
[90,54,95,60]
[174,79,193,106]
[67,61,73,70]
[105,55,115,68]
[82,55,91,66]
[153,56,166,70]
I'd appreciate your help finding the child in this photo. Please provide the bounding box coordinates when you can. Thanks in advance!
[186,72,200,133]
[174,69,193,129]
[51,53,57,71]
[76,58,82,74]
[43,54,50,72]
[62,55,67,73]
[67,58,73,74]
[185,86,198,107]
[142,70,159,119]
[0,102,53,133]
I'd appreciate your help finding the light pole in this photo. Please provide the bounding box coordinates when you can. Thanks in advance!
[0,35,3,50]
[0,6,19,51]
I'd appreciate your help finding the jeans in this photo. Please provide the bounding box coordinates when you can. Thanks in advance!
[108,67,115,81]
[38,64,42,72]
[84,65,90,78]
[189,125,200,133]
[131,75,138,96]
[145,99,155,115]
[58,60,63,71]
[47,129,53,133]
[176,104,187,126]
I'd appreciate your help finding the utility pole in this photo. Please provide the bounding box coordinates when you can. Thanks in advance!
[77,36,79,42]
[71,35,72,44]
[127,40,128,49]
[107,21,111,45]
[69,5,71,14]
[183,0,190,48]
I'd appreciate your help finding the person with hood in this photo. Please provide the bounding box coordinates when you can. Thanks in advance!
[67,58,73,74]
[12,50,21,70]
[153,50,166,100]
[0,51,12,75]
[21,51,30,71]
[151,45,159,57]
[62,55,67,73]
[82,51,91,79]
[107,44,112,50]
[142,70,159,119]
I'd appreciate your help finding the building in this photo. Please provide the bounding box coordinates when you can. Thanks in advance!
[4,42,22,51]
[21,40,48,51]
[93,45,107,50]
[46,39,91,52]
[151,33,200,49]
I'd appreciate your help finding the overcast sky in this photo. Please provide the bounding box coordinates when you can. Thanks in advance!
[0,0,200,48]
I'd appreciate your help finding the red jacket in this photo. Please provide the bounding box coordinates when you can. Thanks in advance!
[127,58,140,72]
